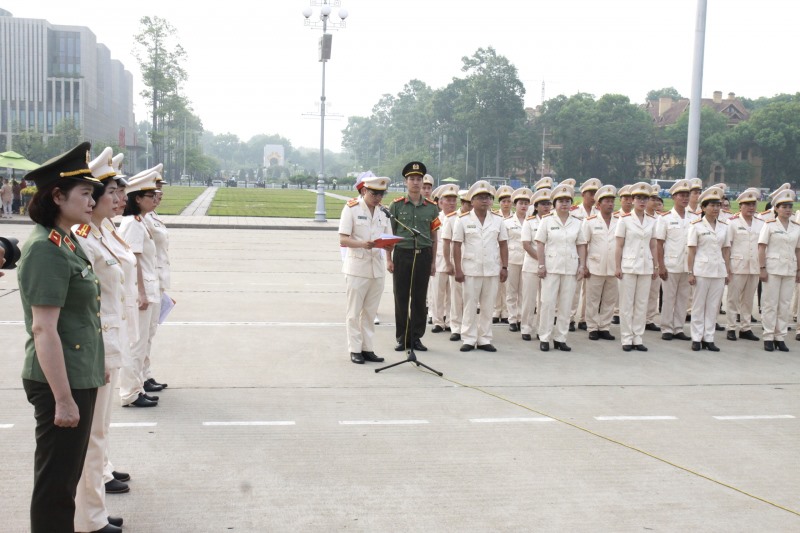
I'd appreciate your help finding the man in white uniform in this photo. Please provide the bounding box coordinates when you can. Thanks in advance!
[338,176,392,364]
[726,188,764,341]
[582,185,618,341]
[430,184,459,333]
[443,190,471,342]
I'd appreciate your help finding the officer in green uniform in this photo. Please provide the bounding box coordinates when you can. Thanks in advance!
[18,142,106,533]
[388,161,440,351]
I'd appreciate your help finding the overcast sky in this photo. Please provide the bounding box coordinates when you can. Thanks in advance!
[4,0,798,151]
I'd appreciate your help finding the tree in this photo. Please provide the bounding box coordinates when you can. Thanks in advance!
[736,100,800,187]
[133,16,188,166]
[666,106,728,181]
[647,87,683,101]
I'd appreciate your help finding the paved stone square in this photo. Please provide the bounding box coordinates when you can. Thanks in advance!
[0,224,798,532]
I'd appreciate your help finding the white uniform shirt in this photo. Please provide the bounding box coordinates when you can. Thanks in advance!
[338,196,390,278]
[719,209,734,223]
[757,219,800,276]
[570,203,596,220]
[119,215,160,303]
[615,212,657,275]
[521,215,543,273]
[73,222,126,366]
[504,214,526,266]
[102,218,139,343]
[534,214,587,275]
[146,211,171,290]
[727,214,765,275]
[452,210,508,277]
[583,214,618,277]
[434,211,452,272]
[655,208,699,273]
[688,217,730,278]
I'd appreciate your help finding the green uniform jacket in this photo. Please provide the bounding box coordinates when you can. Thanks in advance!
[18,224,105,389]
[389,196,440,249]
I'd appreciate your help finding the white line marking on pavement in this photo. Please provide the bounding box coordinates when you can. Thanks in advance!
[202,421,296,426]
[713,415,795,420]
[0,320,347,327]
[0,424,14,429]
[110,422,158,428]
[339,420,429,426]
[469,417,554,423]
[595,416,678,421]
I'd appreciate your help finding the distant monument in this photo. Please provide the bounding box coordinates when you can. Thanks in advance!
[263,145,285,167]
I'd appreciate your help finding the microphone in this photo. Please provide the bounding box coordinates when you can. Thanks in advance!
[380,205,394,219]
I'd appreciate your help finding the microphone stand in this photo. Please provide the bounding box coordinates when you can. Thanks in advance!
[375,206,443,376]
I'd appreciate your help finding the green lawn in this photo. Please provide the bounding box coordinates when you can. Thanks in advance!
[208,188,350,218]
[155,186,206,215]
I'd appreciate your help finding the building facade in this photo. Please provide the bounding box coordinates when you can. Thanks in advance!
[0,9,135,151]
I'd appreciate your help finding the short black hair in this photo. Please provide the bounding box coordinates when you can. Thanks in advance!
[28,179,84,228]
[123,191,146,216]
[92,179,115,203]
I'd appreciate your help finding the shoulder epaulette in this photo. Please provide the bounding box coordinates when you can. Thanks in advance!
[570,215,582,220]
[134,215,142,222]
[646,213,655,218]
[541,213,553,218]
[493,211,503,217]
[586,214,597,221]
[621,212,631,218]
[423,198,434,206]
[718,220,727,225]
[458,211,470,218]
[730,214,740,220]
[722,208,732,214]
[660,211,670,216]
[691,218,702,224]
[446,211,457,218]
[525,215,536,221]
[760,210,772,215]
[503,214,513,219]
[347,198,358,207]
[393,196,405,203]
[767,219,776,223]
[570,205,579,211]
[74,224,91,238]
[48,229,62,248]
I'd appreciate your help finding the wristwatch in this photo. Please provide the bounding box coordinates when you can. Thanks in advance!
[538,265,545,269]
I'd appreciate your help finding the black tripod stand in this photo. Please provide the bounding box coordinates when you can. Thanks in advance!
[375,208,443,376]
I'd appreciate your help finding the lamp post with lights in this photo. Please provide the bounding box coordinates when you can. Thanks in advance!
[302,1,348,222]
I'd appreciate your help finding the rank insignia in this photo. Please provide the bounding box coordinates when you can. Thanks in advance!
[48,229,62,247]
[75,224,91,238]
[63,235,76,252]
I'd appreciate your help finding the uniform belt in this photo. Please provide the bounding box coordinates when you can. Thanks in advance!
[397,247,429,254]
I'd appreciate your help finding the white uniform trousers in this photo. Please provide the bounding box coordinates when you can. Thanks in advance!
[727,274,759,333]
[519,271,540,335]
[690,276,725,342]
[462,276,499,346]
[762,274,794,342]
[619,273,652,346]
[659,272,691,335]
[345,275,383,353]
[449,275,465,335]
[74,369,118,532]
[570,279,586,323]
[538,274,577,343]
[505,264,523,324]
[119,304,154,405]
[430,271,451,328]
[585,275,618,332]
[142,295,162,381]
[646,277,661,324]
[493,280,507,319]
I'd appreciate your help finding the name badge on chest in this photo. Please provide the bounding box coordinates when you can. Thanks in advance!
[80,266,90,278]
[106,258,119,266]
[357,215,368,220]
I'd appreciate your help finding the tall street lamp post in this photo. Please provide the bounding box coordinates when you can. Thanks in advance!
[302,0,348,222]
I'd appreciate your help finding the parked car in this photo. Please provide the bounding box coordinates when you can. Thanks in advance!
[211,179,224,187]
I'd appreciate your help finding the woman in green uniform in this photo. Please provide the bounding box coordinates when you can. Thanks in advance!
[18,142,106,533]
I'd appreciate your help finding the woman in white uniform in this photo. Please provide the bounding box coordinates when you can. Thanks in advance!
[534,184,587,351]
[519,188,552,341]
[504,187,531,333]
[687,186,731,352]
[758,188,800,352]
[615,182,657,352]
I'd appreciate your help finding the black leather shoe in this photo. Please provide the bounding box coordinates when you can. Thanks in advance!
[739,330,759,341]
[634,344,648,352]
[449,333,461,342]
[588,331,599,340]
[776,340,790,352]
[673,332,691,341]
[701,341,709,350]
[764,341,774,352]
[112,471,130,482]
[105,479,130,494]
[144,380,163,392]
[445,326,451,332]
[412,339,428,351]
[492,317,500,324]
[578,321,587,330]
[123,393,157,408]
[460,344,474,352]
[622,344,633,352]
[142,392,159,402]
[108,516,123,527]
[361,351,384,363]
[598,330,615,341]
[715,323,725,331]
[568,321,576,332]
[500,318,509,324]
[691,341,702,351]
[428,317,433,324]
[91,524,122,533]
[394,342,405,351]
[726,331,737,341]
[553,341,572,352]
[686,314,691,322]
[477,344,497,352]
[705,342,720,352]
[350,352,365,364]
[521,334,532,341]
[645,323,661,332]
[146,377,167,389]
[509,323,520,332]
[539,341,549,352]
[612,315,620,324]
[796,333,800,341]
[431,325,444,333]
[661,332,673,341]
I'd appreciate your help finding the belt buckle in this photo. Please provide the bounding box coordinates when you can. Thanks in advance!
[415,249,421,254]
